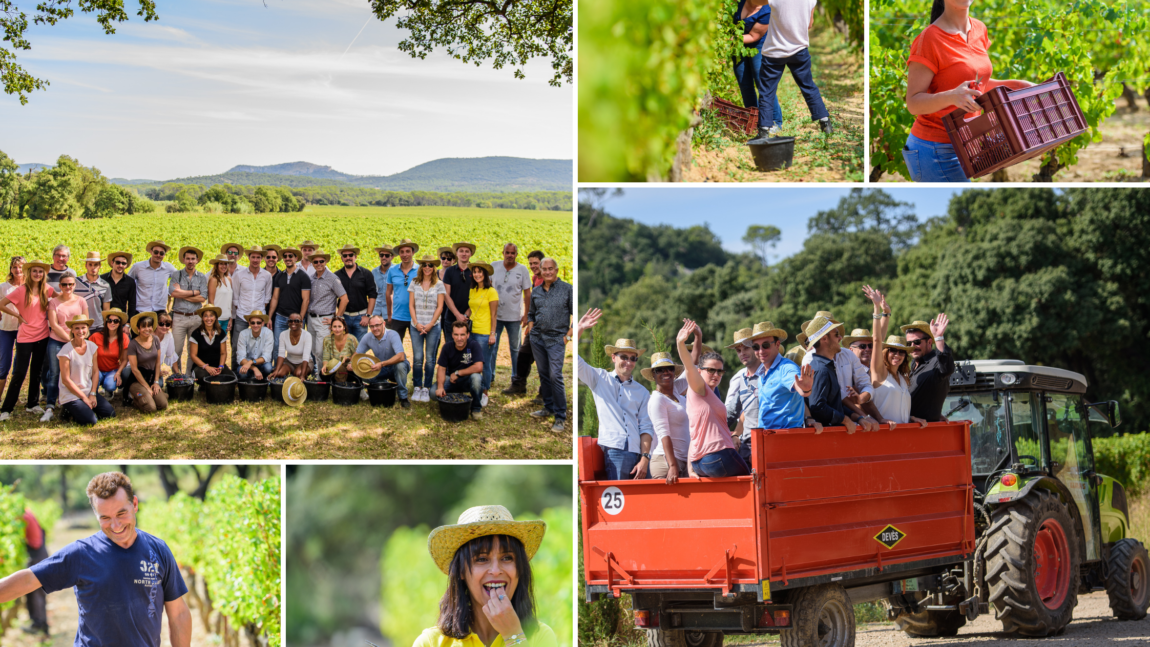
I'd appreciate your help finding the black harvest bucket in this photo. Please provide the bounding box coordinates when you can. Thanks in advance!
[304,380,330,402]
[204,376,237,405]
[269,378,286,403]
[748,136,795,171]
[331,379,363,406]
[367,381,397,407]
[237,380,268,402]
[438,393,472,422]
[167,376,195,402]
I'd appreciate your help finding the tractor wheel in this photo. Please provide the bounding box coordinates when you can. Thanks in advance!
[890,604,966,637]
[646,629,722,647]
[780,583,855,647]
[1105,538,1150,620]
[983,488,1080,636]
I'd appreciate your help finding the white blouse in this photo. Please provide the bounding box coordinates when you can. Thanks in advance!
[647,380,691,462]
[873,372,912,424]
[279,330,313,364]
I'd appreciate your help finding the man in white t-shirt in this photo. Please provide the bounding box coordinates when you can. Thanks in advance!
[491,243,532,393]
[750,0,833,140]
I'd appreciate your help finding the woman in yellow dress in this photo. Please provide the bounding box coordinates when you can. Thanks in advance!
[413,505,557,647]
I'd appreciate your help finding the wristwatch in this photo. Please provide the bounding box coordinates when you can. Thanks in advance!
[641,452,651,460]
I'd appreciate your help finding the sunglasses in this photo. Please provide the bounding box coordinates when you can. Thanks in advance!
[114,260,128,266]
[615,354,638,363]
[379,253,392,258]
[700,367,724,375]
[60,283,75,288]
[888,349,907,355]
[158,321,172,328]
[653,366,675,374]
[106,318,121,324]
[314,260,326,265]
[440,255,453,261]
[289,319,302,324]
[152,250,166,256]
[342,253,356,259]
[751,341,774,350]
[226,251,241,256]
[852,343,874,350]
[420,263,434,269]
[907,338,929,347]
[250,320,264,325]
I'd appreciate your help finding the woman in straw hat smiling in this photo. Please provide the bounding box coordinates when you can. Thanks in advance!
[56,314,115,426]
[417,505,556,647]
[642,352,694,484]
[863,286,929,428]
[125,312,169,413]
[675,318,749,478]
[0,259,55,421]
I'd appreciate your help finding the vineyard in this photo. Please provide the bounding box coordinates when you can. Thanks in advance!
[870,0,1150,181]
[142,475,282,647]
[0,205,573,282]
[578,0,863,181]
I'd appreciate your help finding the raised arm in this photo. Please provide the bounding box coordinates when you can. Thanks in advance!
[676,319,707,396]
[863,285,890,385]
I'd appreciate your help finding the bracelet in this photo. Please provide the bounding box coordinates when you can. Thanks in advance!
[505,634,527,646]
[934,335,945,341]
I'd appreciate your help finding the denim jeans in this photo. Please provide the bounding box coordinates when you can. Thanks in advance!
[98,369,121,396]
[43,337,66,406]
[758,47,829,126]
[0,328,16,379]
[61,395,115,426]
[345,316,369,346]
[410,323,441,388]
[531,335,567,421]
[492,320,522,380]
[230,318,249,367]
[366,360,410,400]
[272,313,292,366]
[603,447,642,481]
[237,361,275,380]
[443,372,483,412]
[902,133,971,182]
[471,332,495,392]
[734,51,784,129]
[691,448,751,478]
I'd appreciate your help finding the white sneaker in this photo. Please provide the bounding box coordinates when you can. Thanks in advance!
[26,405,44,415]
[481,393,489,407]
[421,387,430,402]
[40,407,54,422]
[0,412,9,422]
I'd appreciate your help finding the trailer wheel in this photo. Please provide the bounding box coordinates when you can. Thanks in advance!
[983,488,1080,636]
[780,583,854,647]
[1106,538,1150,620]
[646,629,721,647]
[889,603,966,637]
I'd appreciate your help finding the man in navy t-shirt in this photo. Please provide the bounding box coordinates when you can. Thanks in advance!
[436,320,486,418]
[0,472,192,646]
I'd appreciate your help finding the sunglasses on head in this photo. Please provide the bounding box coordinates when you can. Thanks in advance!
[616,354,638,363]
[852,343,874,350]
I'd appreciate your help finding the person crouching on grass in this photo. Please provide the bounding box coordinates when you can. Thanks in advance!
[57,314,116,426]
[436,320,486,420]
[0,472,192,646]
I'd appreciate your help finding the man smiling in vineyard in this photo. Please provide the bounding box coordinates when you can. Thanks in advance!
[0,472,192,646]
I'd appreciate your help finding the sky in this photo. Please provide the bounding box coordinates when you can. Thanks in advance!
[598,187,964,260]
[1,0,572,179]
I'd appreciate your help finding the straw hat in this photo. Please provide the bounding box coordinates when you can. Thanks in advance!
[350,350,381,380]
[785,344,807,364]
[374,245,394,255]
[195,303,223,318]
[81,251,103,264]
[796,331,809,349]
[321,357,344,375]
[22,260,51,275]
[145,240,171,254]
[801,311,845,336]
[244,246,268,258]
[219,242,244,255]
[281,247,303,260]
[427,505,546,575]
[469,259,494,275]
[437,246,456,259]
[106,251,133,267]
[803,315,839,348]
[604,339,645,357]
[130,311,157,334]
[64,313,95,329]
[177,246,204,262]
[640,352,684,381]
[841,328,873,347]
[282,376,307,407]
[725,328,754,349]
[336,244,360,257]
[415,254,441,268]
[262,244,282,254]
[245,310,270,324]
[207,254,230,266]
[452,241,477,255]
[882,334,911,352]
[684,342,714,356]
[298,239,320,250]
[748,321,788,344]
[393,239,420,254]
[100,307,129,324]
[308,249,332,263]
[900,321,933,339]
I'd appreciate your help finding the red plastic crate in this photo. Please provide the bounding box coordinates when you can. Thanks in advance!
[942,72,1087,179]
[713,97,758,135]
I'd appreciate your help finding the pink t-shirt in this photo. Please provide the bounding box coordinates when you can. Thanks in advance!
[48,296,87,343]
[6,285,56,343]
[687,386,737,462]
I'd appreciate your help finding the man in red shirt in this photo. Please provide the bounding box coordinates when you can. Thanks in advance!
[22,508,49,635]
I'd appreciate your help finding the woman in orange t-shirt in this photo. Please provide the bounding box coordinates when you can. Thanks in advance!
[902,0,1033,182]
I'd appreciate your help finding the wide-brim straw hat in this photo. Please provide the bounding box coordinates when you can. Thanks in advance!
[415,254,441,268]
[394,239,420,254]
[283,376,307,407]
[748,321,788,344]
[785,344,807,364]
[900,320,933,340]
[81,251,103,264]
[336,244,360,257]
[207,254,230,266]
[374,245,394,255]
[298,239,320,250]
[244,246,268,258]
[262,244,283,254]
[101,307,129,324]
[22,260,51,274]
[802,311,845,336]
[437,246,456,259]
[796,331,809,348]
[106,251,133,266]
[321,357,344,374]
[604,339,645,357]
[130,311,157,334]
[245,310,270,324]
[883,334,911,352]
[281,247,303,260]
[427,505,546,575]
[640,352,684,381]
[685,342,714,356]
[195,303,223,318]
[841,328,873,347]
[64,313,95,329]
[725,327,754,349]
[145,240,171,254]
[350,350,380,380]
[803,315,839,347]
[308,249,332,263]
[469,260,494,275]
[452,241,477,255]
[177,246,204,262]
[219,242,244,255]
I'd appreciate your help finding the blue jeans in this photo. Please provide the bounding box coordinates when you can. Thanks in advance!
[366,360,410,400]
[61,394,115,426]
[603,447,642,481]
[758,47,829,126]
[531,335,567,421]
[237,361,274,380]
[443,372,483,412]
[691,448,751,478]
[98,369,121,396]
[272,313,292,365]
[43,338,66,406]
[345,317,369,346]
[471,332,495,392]
[410,323,441,388]
[902,133,971,182]
[230,318,249,367]
[492,320,522,380]
[0,329,16,379]
[734,51,784,129]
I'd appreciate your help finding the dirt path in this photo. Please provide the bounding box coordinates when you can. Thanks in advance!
[685,23,865,182]
[0,515,256,647]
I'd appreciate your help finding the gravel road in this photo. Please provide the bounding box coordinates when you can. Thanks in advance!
[856,591,1150,646]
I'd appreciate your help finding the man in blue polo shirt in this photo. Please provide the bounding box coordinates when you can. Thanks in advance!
[753,321,813,434]
[0,472,191,646]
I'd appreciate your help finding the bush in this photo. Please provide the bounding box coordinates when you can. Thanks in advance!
[1094,433,1150,496]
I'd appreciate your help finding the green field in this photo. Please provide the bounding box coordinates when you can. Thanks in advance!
[0,205,574,280]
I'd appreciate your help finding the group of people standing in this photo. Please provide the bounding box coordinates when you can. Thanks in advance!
[0,239,572,430]
[578,285,956,482]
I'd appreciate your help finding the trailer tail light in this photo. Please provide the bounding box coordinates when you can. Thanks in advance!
[1001,473,1017,487]
[774,610,790,626]
[758,608,790,627]
[633,610,659,628]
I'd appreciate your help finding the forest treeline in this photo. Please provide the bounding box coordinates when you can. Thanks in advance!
[579,188,1150,434]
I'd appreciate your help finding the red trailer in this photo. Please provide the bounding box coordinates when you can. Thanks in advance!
[580,421,977,647]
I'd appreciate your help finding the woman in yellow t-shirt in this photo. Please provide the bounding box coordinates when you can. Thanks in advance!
[413,505,557,647]
[466,261,499,404]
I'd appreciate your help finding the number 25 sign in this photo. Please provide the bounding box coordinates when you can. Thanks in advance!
[600,486,625,515]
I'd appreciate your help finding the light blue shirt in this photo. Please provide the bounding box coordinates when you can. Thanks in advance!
[577,355,654,452]
[726,366,759,437]
[756,353,805,430]
[127,260,176,313]
[356,329,405,361]
[371,266,391,316]
[236,326,274,364]
[386,264,418,322]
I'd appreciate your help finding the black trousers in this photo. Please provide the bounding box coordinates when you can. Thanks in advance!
[2,338,48,414]
[516,333,536,383]
[26,536,48,629]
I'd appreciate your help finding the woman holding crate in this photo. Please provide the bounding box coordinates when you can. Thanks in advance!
[733,0,784,136]
[902,0,1034,182]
